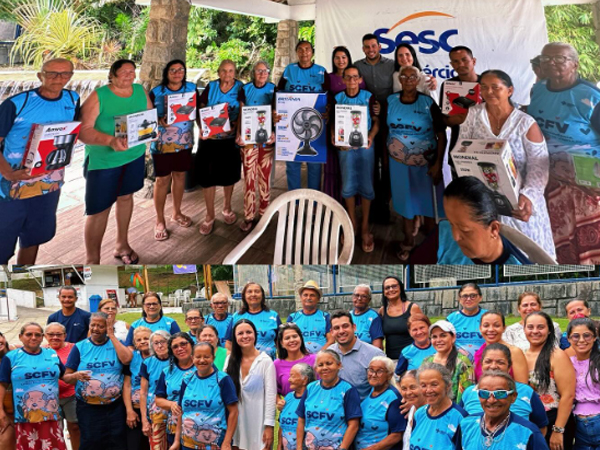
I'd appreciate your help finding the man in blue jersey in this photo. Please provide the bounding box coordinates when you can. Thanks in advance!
[447,283,487,359]
[278,41,329,191]
[329,310,385,400]
[0,58,80,264]
[47,286,91,343]
[287,280,334,354]
[349,284,383,349]
[205,293,233,349]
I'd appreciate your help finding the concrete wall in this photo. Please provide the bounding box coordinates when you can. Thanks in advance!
[184,279,600,318]
[0,295,18,321]
[7,288,37,309]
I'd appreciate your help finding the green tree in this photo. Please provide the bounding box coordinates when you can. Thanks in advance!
[545,4,600,82]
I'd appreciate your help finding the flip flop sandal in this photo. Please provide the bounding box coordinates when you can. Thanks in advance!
[362,233,375,253]
[396,242,413,262]
[113,250,139,265]
[154,225,169,241]
[239,219,254,232]
[171,215,192,228]
[222,210,237,225]
[199,218,215,236]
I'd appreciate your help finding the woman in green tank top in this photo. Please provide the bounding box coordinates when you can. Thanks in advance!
[79,59,152,265]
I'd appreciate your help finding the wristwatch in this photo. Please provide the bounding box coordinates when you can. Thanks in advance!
[552,425,565,434]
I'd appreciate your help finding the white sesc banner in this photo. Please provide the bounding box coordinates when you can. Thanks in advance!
[315,0,548,105]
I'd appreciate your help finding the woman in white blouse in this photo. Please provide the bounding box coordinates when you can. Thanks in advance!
[458,69,556,259]
[225,318,277,450]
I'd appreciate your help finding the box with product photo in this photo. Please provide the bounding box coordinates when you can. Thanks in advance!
[199,103,231,138]
[21,121,81,176]
[275,92,327,163]
[451,138,521,216]
[114,109,159,148]
[441,81,482,116]
[165,91,197,125]
[334,104,369,148]
[572,152,600,189]
[241,105,272,145]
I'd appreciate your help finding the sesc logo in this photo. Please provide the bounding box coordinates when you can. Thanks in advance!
[373,11,459,55]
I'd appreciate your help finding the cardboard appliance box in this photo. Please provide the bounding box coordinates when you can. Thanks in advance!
[165,92,197,125]
[441,81,482,116]
[199,103,231,138]
[21,121,81,176]
[241,105,272,145]
[334,104,369,148]
[114,109,159,148]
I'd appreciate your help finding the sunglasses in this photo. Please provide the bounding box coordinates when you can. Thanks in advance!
[477,389,514,400]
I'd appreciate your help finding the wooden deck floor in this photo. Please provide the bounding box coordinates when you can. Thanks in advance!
[28,149,416,265]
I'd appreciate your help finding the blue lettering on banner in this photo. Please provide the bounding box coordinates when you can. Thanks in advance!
[24,371,57,379]
[86,361,116,369]
[306,411,336,421]
[422,65,457,80]
[183,400,214,408]
[374,28,459,55]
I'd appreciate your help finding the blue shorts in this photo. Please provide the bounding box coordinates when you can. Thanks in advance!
[84,154,145,215]
[0,189,60,263]
[338,144,375,200]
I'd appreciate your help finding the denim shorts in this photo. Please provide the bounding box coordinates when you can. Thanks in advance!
[338,144,375,200]
[574,414,600,450]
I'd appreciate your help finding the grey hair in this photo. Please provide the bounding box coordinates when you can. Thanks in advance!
[369,355,397,388]
[45,322,67,334]
[292,362,316,385]
[251,60,271,81]
[400,369,418,383]
[90,312,108,321]
[211,293,228,303]
[354,284,372,298]
[316,348,342,364]
[41,58,74,72]
[149,330,171,356]
[133,326,152,339]
[543,42,579,63]
[479,370,516,392]
[185,308,203,318]
[399,65,422,77]
[218,59,237,73]
[417,362,452,394]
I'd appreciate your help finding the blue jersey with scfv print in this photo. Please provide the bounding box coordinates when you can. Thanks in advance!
[281,63,327,93]
[350,308,384,345]
[280,391,303,450]
[125,316,181,347]
[356,386,406,450]
[205,313,233,347]
[395,343,437,375]
[447,308,488,359]
[65,337,124,405]
[155,363,196,434]
[178,370,238,449]
[287,309,331,354]
[297,379,363,450]
[227,310,281,358]
[335,90,373,131]
[140,355,170,423]
[241,82,276,106]
[0,347,64,423]
[205,79,244,122]
[127,350,148,408]
[410,402,466,450]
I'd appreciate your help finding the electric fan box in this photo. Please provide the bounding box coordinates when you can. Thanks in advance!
[165,92,197,125]
[114,109,159,148]
[441,81,482,116]
[334,104,369,148]
[199,103,231,138]
[451,138,521,215]
[241,105,272,145]
[275,92,328,163]
[21,121,81,176]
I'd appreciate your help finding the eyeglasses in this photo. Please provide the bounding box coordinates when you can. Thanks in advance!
[144,303,160,307]
[171,342,191,350]
[460,294,480,300]
[43,71,74,79]
[169,68,185,74]
[367,368,387,377]
[186,317,203,321]
[255,69,270,75]
[539,55,571,64]
[153,340,167,347]
[400,75,418,81]
[102,307,117,312]
[569,333,595,342]
[352,294,370,300]
[23,333,43,338]
[46,333,65,338]
[384,284,399,290]
[344,75,360,80]
[477,389,514,400]
[213,302,227,306]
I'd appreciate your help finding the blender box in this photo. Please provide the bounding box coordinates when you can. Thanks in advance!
[199,103,231,138]
[21,121,81,176]
[165,92,197,125]
[241,105,272,145]
[114,109,159,148]
[441,81,482,116]
[334,104,369,148]
[451,138,521,216]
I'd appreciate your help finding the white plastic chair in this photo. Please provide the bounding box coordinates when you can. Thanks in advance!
[499,223,557,264]
[223,189,354,264]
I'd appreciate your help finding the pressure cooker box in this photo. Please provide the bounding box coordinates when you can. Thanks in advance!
[165,92,197,125]
[21,121,81,176]
[451,138,521,216]
[115,109,159,147]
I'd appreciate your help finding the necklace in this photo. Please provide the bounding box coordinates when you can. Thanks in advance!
[480,413,510,448]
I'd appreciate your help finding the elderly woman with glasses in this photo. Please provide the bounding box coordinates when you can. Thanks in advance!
[125,292,181,349]
[235,61,276,232]
[140,330,171,450]
[454,371,549,450]
[278,362,315,450]
[98,297,130,342]
[356,356,406,450]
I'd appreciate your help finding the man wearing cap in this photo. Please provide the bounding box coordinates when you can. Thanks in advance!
[329,310,385,400]
[447,283,487,360]
[287,280,334,354]
[349,284,383,349]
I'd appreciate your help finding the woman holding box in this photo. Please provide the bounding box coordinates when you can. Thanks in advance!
[458,69,555,259]
[149,59,197,241]
[195,59,243,235]
[236,61,276,232]
[79,59,153,264]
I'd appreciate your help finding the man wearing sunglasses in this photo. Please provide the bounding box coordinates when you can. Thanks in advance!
[0,58,80,264]
[453,371,549,450]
